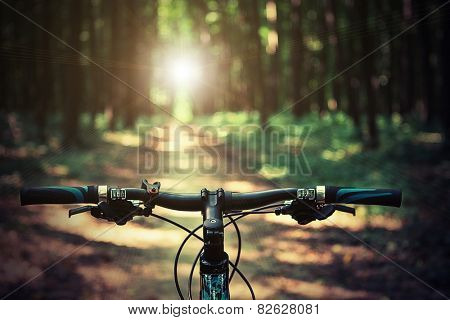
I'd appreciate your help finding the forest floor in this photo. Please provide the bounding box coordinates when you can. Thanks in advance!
[0,124,449,299]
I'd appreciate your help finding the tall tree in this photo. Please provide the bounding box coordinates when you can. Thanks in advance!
[441,0,450,153]
[264,0,281,119]
[88,0,101,128]
[218,0,234,111]
[360,0,379,148]
[188,0,215,114]
[123,0,159,127]
[317,2,326,114]
[343,0,361,133]
[400,0,416,115]
[290,0,305,117]
[145,0,159,118]
[35,0,55,142]
[416,0,435,125]
[327,0,342,109]
[63,0,83,144]
[123,1,140,128]
[108,0,123,130]
[240,0,265,122]
[0,3,12,112]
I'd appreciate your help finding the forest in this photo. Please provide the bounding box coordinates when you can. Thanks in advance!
[0,0,449,299]
[1,0,449,148]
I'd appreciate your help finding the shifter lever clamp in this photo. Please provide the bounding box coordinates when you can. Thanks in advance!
[141,180,161,214]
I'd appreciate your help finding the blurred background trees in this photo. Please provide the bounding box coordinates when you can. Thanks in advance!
[1,0,450,299]
[0,0,449,148]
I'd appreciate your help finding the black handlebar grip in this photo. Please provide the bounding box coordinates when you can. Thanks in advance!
[325,186,402,207]
[20,186,98,205]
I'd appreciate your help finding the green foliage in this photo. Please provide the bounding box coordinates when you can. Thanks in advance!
[198,111,444,218]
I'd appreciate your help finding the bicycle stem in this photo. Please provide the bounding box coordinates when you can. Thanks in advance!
[199,188,230,300]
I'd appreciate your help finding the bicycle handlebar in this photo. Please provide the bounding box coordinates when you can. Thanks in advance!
[20,185,402,210]
[20,186,99,205]
[325,186,402,207]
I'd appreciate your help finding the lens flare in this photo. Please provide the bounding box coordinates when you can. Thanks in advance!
[169,56,201,86]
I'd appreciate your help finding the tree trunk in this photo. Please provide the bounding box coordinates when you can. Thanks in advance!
[108,0,122,130]
[249,0,266,124]
[264,0,280,121]
[343,0,361,133]
[88,0,100,129]
[62,0,83,144]
[416,1,435,126]
[36,0,56,142]
[291,0,305,117]
[360,0,379,148]
[399,0,415,115]
[329,0,342,109]
[442,1,450,154]
[317,0,329,115]
[123,1,139,128]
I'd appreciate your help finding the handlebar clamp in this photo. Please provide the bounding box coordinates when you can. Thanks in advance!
[141,180,161,215]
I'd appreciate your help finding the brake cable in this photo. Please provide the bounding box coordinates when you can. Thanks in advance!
[186,208,280,300]
[71,197,280,300]
[227,215,241,282]
[188,249,203,299]
[173,224,203,299]
[173,223,256,300]
[188,215,242,300]
[228,203,285,213]
[172,219,254,300]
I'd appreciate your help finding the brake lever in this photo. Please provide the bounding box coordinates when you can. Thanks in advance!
[334,204,356,216]
[313,204,335,220]
[68,205,95,218]
[314,204,355,220]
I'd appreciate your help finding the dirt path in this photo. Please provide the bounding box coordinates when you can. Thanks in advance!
[0,129,446,299]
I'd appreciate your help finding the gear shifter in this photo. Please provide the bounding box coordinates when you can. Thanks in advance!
[68,201,143,225]
[275,200,356,225]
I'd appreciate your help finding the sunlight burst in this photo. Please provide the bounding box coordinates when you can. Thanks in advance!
[169,56,201,87]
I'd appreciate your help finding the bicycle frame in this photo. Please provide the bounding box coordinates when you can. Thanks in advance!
[199,188,230,300]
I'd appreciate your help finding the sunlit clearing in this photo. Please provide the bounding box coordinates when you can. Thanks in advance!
[169,56,201,87]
